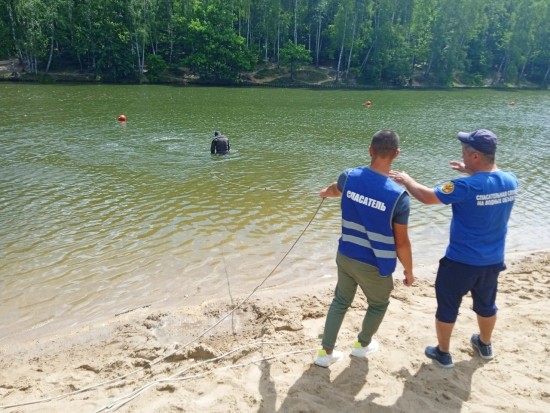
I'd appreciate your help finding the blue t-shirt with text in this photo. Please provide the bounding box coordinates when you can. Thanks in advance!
[434,170,518,266]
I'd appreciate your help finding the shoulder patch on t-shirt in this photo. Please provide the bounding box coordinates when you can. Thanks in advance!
[440,182,455,194]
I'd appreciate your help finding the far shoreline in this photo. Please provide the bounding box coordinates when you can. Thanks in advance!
[1,77,547,92]
[1,61,547,91]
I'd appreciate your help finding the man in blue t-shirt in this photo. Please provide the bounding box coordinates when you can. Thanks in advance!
[390,129,518,368]
[314,129,415,368]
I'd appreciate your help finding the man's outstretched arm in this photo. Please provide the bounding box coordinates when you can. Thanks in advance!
[389,171,441,205]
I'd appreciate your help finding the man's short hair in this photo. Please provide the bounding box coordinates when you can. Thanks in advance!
[371,130,399,157]
[463,143,496,163]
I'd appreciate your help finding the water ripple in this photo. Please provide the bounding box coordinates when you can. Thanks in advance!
[1,85,549,343]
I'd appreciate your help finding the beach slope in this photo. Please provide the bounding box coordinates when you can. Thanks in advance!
[1,250,549,412]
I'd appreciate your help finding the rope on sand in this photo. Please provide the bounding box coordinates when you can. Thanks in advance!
[94,340,318,412]
[221,248,236,335]
[114,304,151,317]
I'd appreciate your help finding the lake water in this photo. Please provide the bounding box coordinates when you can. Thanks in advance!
[1,84,549,344]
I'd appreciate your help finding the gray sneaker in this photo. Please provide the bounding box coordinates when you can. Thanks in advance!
[471,334,494,360]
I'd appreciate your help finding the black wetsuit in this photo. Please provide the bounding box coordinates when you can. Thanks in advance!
[211,136,230,154]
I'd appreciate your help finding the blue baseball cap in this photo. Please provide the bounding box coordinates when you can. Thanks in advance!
[457,129,497,154]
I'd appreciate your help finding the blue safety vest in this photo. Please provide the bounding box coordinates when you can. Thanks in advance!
[338,167,404,276]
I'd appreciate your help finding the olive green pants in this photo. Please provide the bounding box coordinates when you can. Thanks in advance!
[321,252,394,350]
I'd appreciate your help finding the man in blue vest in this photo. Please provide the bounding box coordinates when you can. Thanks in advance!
[390,129,518,368]
[315,129,415,368]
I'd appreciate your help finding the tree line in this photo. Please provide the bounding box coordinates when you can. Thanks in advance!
[1,0,549,87]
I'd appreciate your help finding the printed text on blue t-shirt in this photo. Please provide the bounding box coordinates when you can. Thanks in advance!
[476,189,517,206]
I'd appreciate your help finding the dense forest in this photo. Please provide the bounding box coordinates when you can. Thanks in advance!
[1,0,549,87]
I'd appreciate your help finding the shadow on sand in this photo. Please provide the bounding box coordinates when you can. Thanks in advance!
[258,356,483,413]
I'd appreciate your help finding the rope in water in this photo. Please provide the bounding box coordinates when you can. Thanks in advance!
[213,173,320,195]
[1,196,327,411]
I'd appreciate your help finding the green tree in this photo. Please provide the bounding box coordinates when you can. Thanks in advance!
[184,1,257,82]
[1,0,549,88]
[309,0,328,67]
[279,39,311,79]
[146,53,167,81]
[329,0,351,82]
[500,0,549,85]
[530,1,550,85]
[0,0,17,59]
[92,0,136,82]
[6,0,50,74]
[423,0,484,85]
[355,0,413,85]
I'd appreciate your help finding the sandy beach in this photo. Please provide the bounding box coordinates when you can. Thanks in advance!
[1,249,549,413]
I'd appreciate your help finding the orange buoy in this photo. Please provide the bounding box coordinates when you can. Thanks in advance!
[118,114,127,122]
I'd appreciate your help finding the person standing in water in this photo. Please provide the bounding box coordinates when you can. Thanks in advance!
[211,131,230,155]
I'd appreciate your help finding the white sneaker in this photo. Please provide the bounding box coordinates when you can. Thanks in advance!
[350,339,379,358]
[314,349,343,368]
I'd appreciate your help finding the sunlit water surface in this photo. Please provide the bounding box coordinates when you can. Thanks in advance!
[1,84,549,343]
